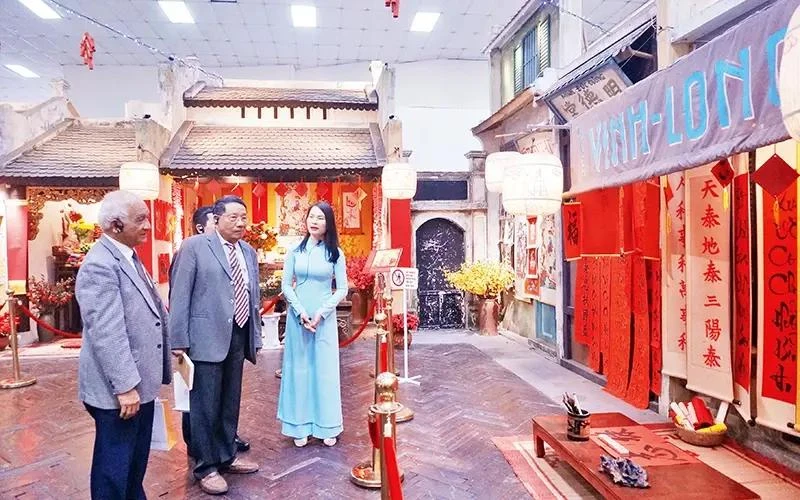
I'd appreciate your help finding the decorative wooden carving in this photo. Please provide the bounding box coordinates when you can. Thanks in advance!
[26,187,114,240]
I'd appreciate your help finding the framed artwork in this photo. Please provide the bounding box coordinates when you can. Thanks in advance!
[527,216,539,248]
[524,277,540,297]
[539,214,558,291]
[276,183,311,237]
[365,248,403,273]
[341,184,368,235]
[514,216,528,280]
[527,248,539,276]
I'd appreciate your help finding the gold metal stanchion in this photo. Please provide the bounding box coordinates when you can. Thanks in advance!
[0,292,36,389]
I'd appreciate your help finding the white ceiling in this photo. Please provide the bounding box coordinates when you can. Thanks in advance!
[0,0,648,102]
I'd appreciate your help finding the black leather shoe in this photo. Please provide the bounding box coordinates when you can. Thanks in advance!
[235,435,250,452]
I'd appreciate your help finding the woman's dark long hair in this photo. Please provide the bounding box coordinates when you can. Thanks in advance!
[297,201,340,263]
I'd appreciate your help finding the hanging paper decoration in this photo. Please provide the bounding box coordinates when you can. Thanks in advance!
[157,254,170,284]
[573,258,590,345]
[252,183,266,199]
[596,257,612,374]
[316,182,332,203]
[172,182,183,251]
[205,179,221,198]
[274,182,289,198]
[686,174,733,402]
[627,255,651,409]
[372,183,383,248]
[580,187,621,255]
[647,260,662,396]
[251,183,267,224]
[605,255,632,399]
[294,182,308,197]
[663,172,688,379]
[711,159,735,188]
[732,173,752,421]
[587,257,602,373]
[752,154,799,197]
[79,32,96,70]
[230,183,243,196]
[562,202,581,260]
[385,0,399,18]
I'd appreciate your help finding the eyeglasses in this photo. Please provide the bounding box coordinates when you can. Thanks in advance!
[222,214,248,223]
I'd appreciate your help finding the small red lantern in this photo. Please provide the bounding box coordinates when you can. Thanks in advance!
[79,32,96,70]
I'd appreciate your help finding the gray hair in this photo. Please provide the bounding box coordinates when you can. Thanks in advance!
[98,190,145,232]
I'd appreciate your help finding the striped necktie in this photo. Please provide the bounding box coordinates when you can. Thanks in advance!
[225,242,250,327]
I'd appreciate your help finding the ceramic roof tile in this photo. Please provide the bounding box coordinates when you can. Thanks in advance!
[1,124,137,179]
[168,126,380,172]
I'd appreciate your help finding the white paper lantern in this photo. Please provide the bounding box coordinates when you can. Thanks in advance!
[485,151,521,193]
[501,152,563,216]
[119,161,160,200]
[381,162,417,200]
[780,5,800,140]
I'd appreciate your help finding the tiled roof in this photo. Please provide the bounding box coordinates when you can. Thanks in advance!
[184,86,377,110]
[166,125,384,173]
[1,123,137,180]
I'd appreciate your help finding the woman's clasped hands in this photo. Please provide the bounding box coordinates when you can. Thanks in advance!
[300,312,322,333]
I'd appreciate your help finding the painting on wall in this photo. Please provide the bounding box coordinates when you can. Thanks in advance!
[527,216,539,248]
[276,183,311,237]
[514,216,528,281]
[539,214,558,291]
[341,184,368,235]
[527,248,538,276]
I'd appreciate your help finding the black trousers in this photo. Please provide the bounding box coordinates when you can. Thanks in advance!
[190,321,248,479]
[85,400,155,500]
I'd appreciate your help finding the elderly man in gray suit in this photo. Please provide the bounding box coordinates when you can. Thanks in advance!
[76,190,171,500]
[169,195,261,495]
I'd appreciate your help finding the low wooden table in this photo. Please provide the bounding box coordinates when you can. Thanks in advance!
[531,412,758,499]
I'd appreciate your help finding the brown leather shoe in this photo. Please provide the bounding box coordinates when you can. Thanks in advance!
[199,472,228,495]
[224,457,259,474]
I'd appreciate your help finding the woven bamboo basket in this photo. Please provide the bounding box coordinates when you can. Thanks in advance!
[674,423,726,447]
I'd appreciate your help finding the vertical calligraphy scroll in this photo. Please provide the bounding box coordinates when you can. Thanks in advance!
[733,173,753,421]
[588,258,602,373]
[562,202,581,260]
[574,258,591,345]
[755,143,799,437]
[648,260,663,396]
[606,255,631,399]
[627,255,652,409]
[686,173,734,402]
[663,173,688,379]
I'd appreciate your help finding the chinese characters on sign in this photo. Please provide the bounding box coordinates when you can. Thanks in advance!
[732,174,752,394]
[760,181,798,404]
[687,174,733,402]
[547,64,629,120]
[662,173,688,379]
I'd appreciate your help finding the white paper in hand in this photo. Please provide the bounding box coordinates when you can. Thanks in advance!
[173,354,194,412]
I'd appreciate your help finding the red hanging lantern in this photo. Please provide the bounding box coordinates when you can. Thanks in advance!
[79,32,96,70]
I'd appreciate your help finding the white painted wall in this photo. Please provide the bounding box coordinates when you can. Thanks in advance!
[64,65,160,119]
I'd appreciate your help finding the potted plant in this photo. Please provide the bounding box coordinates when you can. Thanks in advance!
[346,256,375,325]
[391,312,419,349]
[445,261,515,335]
[0,311,21,351]
[27,275,75,343]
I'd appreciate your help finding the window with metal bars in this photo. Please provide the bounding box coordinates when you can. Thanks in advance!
[513,15,551,95]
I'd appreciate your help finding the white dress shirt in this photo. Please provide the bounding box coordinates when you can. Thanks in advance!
[104,234,135,268]
[216,231,250,285]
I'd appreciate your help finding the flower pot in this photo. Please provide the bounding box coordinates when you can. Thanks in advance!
[393,329,414,349]
[478,298,500,336]
[350,289,371,325]
[37,312,56,343]
[0,336,8,351]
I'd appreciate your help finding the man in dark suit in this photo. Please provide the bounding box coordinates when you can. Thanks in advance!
[76,190,171,500]
[174,206,251,457]
[169,196,261,495]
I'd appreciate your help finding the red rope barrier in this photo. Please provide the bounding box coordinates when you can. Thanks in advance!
[16,302,82,339]
[368,414,380,449]
[379,339,388,373]
[339,299,377,348]
[383,435,404,500]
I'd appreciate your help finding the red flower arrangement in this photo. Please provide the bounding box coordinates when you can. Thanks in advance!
[347,256,375,291]
[391,312,419,332]
[0,312,21,338]
[68,211,83,223]
[27,275,75,315]
[242,222,278,253]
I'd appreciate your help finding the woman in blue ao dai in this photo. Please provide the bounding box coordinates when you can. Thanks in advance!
[277,202,348,447]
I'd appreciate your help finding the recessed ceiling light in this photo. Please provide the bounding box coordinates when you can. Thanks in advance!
[291,5,317,28]
[158,1,195,24]
[5,64,40,78]
[410,12,440,32]
[18,0,60,19]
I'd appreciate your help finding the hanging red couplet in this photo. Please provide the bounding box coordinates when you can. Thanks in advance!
[647,260,662,396]
[574,258,591,346]
[562,202,582,260]
[588,258,602,373]
[760,178,797,403]
[605,255,632,399]
[627,255,651,409]
[580,187,621,256]
[732,174,752,391]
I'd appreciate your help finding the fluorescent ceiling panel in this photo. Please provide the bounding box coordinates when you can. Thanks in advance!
[18,0,60,19]
[158,1,195,24]
[291,5,317,28]
[5,64,40,78]
[410,12,440,32]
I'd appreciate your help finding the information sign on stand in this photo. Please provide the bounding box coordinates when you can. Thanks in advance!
[389,267,421,385]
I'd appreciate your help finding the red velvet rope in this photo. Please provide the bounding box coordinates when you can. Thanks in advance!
[368,415,380,449]
[383,435,404,499]
[379,339,388,373]
[258,294,283,316]
[16,302,82,339]
[339,299,376,348]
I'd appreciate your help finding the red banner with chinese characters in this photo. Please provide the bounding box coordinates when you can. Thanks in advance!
[605,255,631,399]
[587,257,602,372]
[686,174,733,402]
[760,182,797,404]
[574,258,591,345]
[5,200,28,294]
[562,202,581,260]
[732,174,752,393]
[648,260,662,396]
[663,173,688,379]
[627,255,652,409]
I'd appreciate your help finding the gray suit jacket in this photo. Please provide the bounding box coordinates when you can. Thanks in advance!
[168,232,262,364]
[76,237,171,409]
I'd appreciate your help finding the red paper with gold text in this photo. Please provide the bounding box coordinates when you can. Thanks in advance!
[562,203,582,260]
[574,258,591,345]
[606,255,631,399]
[648,260,663,396]
[580,188,621,256]
[761,182,798,403]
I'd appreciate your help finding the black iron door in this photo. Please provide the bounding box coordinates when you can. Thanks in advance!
[416,218,465,329]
